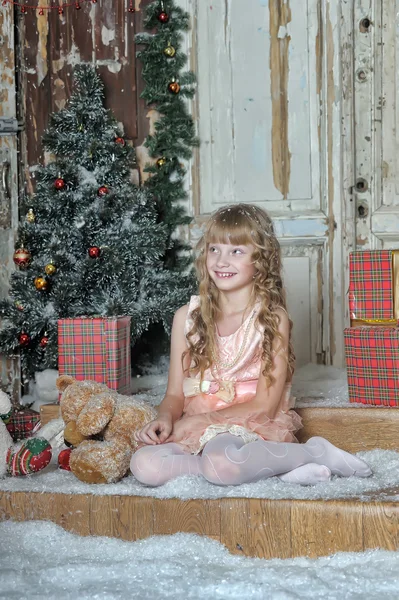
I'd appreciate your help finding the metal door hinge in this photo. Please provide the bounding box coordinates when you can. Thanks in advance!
[0,118,23,136]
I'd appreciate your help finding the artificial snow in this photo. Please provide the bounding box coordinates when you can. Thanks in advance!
[293,364,350,406]
[21,368,60,412]
[0,447,397,502]
[0,521,398,600]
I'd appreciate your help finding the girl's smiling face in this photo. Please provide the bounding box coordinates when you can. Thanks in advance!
[206,242,256,291]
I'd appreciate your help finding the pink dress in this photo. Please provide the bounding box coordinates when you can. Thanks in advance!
[178,296,302,454]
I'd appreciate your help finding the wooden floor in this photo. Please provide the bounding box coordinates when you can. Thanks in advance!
[1,403,395,558]
[1,488,398,559]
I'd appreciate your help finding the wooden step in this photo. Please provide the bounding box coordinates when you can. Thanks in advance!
[296,407,399,452]
[1,489,398,559]
[40,404,399,453]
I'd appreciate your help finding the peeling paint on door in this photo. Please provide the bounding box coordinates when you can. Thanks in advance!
[269,0,291,199]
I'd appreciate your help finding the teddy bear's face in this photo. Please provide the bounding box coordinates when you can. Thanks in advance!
[60,380,110,423]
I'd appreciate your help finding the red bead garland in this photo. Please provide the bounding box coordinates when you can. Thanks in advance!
[1,1,136,16]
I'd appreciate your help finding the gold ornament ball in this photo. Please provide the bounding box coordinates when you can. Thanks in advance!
[156,157,167,168]
[168,80,180,94]
[164,45,176,58]
[34,276,48,291]
[45,263,57,276]
[26,209,35,223]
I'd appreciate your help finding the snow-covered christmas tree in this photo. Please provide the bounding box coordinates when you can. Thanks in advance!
[0,65,190,379]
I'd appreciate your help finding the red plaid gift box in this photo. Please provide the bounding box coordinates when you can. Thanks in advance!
[58,317,131,395]
[349,250,399,323]
[344,326,399,406]
[6,407,41,442]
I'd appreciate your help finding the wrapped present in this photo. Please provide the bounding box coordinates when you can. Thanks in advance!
[58,317,131,395]
[344,326,399,406]
[349,249,399,325]
[6,407,41,442]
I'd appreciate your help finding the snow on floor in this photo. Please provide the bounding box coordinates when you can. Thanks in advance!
[0,448,398,501]
[0,521,398,600]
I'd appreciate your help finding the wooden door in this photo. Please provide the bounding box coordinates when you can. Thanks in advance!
[189,0,347,366]
[353,0,399,250]
[0,7,21,402]
[15,1,150,192]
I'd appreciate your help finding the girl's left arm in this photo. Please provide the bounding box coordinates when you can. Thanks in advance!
[208,308,290,421]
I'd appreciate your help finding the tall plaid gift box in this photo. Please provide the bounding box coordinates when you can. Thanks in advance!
[344,249,399,406]
[58,317,131,395]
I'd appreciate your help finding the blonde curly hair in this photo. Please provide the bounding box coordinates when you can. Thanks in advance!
[185,204,295,386]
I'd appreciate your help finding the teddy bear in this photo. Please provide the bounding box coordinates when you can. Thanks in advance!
[0,389,64,477]
[57,375,157,484]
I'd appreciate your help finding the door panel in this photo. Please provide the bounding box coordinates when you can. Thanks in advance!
[192,0,345,365]
[354,0,399,249]
[0,6,21,402]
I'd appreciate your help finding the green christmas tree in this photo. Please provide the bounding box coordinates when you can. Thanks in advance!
[136,0,198,271]
[0,65,189,379]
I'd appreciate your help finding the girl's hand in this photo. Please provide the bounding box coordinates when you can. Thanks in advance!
[134,416,173,446]
[166,415,206,444]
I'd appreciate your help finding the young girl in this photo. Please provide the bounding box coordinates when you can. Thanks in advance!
[131,204,371,487]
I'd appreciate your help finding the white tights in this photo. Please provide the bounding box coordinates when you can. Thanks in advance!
[130,434,372,487]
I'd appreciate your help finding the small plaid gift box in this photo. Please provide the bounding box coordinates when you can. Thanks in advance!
[344,326,399,406]
[58,317,131,395]
[349,249,399,324]
[6,407,41,442]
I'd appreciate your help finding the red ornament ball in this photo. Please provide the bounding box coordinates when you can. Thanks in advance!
[54,178,65,190]
[158,11,169,23]
[88,246,101,259]
[115,136,125,146]
[19,333,30,347]
[58,448,72,471]
[13,247,31,268]
[98,186,109,196]
[40,336,49,348]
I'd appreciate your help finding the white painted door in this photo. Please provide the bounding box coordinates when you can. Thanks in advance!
[353,0,399,250]
[190,0,346,367]
[0,7,21,402]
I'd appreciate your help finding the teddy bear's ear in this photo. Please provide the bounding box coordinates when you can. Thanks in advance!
[56,375,76,392]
